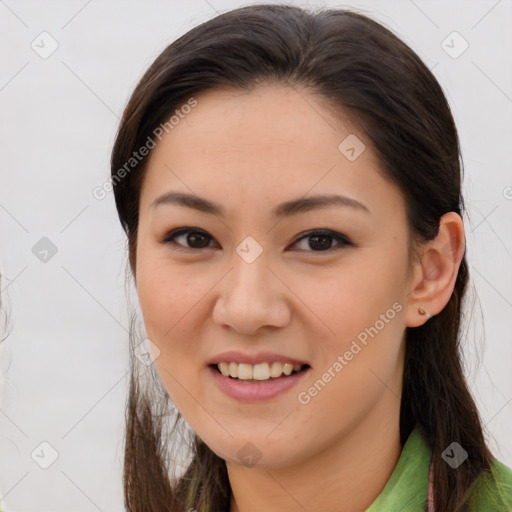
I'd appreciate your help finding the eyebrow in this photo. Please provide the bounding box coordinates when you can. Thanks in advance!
[150,191,370,217]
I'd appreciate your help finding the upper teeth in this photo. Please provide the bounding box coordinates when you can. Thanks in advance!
[217,362,304,380]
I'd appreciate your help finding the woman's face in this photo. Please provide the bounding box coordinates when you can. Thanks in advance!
[135,84,414,468]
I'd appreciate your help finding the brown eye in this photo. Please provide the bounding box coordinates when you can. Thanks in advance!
[291,230,353,252]
[163,228,215,250]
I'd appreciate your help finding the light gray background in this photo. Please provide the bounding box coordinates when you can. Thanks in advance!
[1,0,511,510]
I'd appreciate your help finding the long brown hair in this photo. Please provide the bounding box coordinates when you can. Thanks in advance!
[111,4,493,511]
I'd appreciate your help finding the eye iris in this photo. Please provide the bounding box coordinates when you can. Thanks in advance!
[309,234,332,251]
[188,232,210,248]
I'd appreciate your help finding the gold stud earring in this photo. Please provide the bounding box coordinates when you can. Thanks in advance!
[418,307,432,320]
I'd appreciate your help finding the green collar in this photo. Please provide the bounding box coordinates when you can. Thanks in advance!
[365,427,512,511]
[365,428,431,511]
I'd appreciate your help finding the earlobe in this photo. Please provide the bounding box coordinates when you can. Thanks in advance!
[405,212,465,327]
[417,307,432,320]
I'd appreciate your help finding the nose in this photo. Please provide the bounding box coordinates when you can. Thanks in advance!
[212,250,291,335]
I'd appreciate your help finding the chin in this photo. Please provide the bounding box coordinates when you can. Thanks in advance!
[207,436,304,470]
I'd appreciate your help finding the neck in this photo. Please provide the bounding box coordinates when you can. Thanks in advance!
[227,393,402,512]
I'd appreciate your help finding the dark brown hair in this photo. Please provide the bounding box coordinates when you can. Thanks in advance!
[111,4,493,511]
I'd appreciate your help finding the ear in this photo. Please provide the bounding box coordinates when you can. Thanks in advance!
[405,212,466,327]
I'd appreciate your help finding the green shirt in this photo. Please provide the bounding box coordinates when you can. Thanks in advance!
[366,428,512,511]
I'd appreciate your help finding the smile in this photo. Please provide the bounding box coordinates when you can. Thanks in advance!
[216,361,307,381]
[209,362,311,402]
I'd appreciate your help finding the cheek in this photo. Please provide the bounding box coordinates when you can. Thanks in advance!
[297,253,407,349]
[136,251,200,339]
[295,251,407,409]
[135,252,214,402]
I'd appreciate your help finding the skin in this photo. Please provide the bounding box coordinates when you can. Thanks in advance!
[135,84,465,512]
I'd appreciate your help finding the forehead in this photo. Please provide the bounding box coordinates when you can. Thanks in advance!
[139,84,403,219]
[154,84,355,161]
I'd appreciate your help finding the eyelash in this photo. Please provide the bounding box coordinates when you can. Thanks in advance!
[161,227,353,253]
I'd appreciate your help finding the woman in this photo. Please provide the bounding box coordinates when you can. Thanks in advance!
[110,4,512,511]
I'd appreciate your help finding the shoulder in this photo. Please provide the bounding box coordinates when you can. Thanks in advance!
[468,458,512,511]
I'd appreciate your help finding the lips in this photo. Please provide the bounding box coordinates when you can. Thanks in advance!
[208,364,310,401]
[206,350,311,400]
[207,350,310,367]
